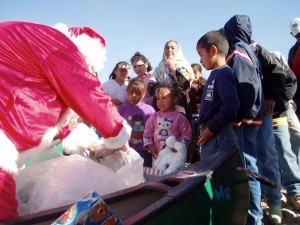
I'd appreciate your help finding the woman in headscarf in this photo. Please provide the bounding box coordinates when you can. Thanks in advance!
[149,40,194,120]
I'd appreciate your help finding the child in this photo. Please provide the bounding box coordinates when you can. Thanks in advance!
[188,63,207,162]
[130,51,154,106]
[196,30,239,158]
[118,78,155,167]
[189,63,207,117]
[143,82,192,161]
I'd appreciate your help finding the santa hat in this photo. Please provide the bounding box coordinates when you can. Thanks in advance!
[54,23,107,72]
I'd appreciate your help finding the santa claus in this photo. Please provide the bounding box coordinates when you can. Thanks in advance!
[0,21,131,220]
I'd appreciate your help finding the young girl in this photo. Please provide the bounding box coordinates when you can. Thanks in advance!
[143,82,192,160]
[130,52,154,106]
[118,78,155,167]
[103,61,130,109]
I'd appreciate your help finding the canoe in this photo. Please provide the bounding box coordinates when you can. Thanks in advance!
[2,146,249,225]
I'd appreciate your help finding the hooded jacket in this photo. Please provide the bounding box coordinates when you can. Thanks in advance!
[223,15,264,126]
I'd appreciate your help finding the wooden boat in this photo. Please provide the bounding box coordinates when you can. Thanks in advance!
[2,146,250,225]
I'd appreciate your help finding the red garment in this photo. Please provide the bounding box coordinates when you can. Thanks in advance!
[0,21,123,151]
[0,21,126,220]
[292,45,300,78]
[0,169,18,220]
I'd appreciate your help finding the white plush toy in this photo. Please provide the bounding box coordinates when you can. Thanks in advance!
[153,135,187,175]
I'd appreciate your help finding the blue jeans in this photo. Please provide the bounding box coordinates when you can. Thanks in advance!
[256,114,282,206]
[201,123,237,159]
[273,111,300,197]
[286,106,300,169]
[234,125,263,225]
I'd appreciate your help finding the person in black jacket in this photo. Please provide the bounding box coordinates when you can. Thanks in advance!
[251,41,287,224]
[271,51,300,211]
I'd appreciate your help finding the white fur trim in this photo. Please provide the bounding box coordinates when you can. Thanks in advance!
[53,23,107,72]
[18,109,74,168]
[62,123,101,155]
[0,130,19,174]
[0,109,79,173]
[103,120,132,149]
[17,127,58,169]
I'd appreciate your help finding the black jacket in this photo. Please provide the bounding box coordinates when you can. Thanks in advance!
[252,43,297,116]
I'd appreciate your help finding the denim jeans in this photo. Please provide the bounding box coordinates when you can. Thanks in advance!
[286,106,300,169]
[256,114,282,206]
[201,123,237,159]
[273,110,300,197]
[234,125,263,225]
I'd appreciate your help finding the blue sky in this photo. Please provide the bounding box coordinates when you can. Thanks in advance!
[1,0,299,82]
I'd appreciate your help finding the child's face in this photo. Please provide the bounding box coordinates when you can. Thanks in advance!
[196,45,214,70]
[156,87,177,112]
[192,66,202,80]
[127,88,145,106]
[164,41,178,59]
[132,60,148,77]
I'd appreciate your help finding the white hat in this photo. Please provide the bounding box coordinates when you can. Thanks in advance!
[289,17,300,37]
[54,23,107,73]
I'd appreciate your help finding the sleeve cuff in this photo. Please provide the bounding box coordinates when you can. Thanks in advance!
[103,120,132,149]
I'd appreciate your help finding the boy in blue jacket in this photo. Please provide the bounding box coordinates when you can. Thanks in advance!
[196,30,239,158]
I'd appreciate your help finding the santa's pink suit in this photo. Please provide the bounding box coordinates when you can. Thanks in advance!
[0,21,130,220]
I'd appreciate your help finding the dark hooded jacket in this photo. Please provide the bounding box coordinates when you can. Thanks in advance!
[223,15,264,126]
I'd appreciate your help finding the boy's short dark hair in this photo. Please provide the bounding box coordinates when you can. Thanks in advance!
[196,30,229,57]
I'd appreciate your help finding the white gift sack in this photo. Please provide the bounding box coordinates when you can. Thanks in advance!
[15,153,143,216]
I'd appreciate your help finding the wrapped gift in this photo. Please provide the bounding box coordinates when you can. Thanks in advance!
[52,191,121,225]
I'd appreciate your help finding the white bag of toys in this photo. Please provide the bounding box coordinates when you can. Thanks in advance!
[15,147,144,216]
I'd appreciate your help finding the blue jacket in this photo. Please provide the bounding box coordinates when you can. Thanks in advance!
[223,15,264,126]
[199,65,239,133]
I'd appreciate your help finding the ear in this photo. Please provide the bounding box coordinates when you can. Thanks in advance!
[211,45,218,55]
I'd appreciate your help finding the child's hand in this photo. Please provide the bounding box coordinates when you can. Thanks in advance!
[146,144,159,159]
[197,128,215,146]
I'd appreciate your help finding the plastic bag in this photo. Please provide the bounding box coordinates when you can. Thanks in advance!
[96,147,141,172]
[15,153,144,216]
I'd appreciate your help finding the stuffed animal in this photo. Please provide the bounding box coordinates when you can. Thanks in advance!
[152,135,187,175]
